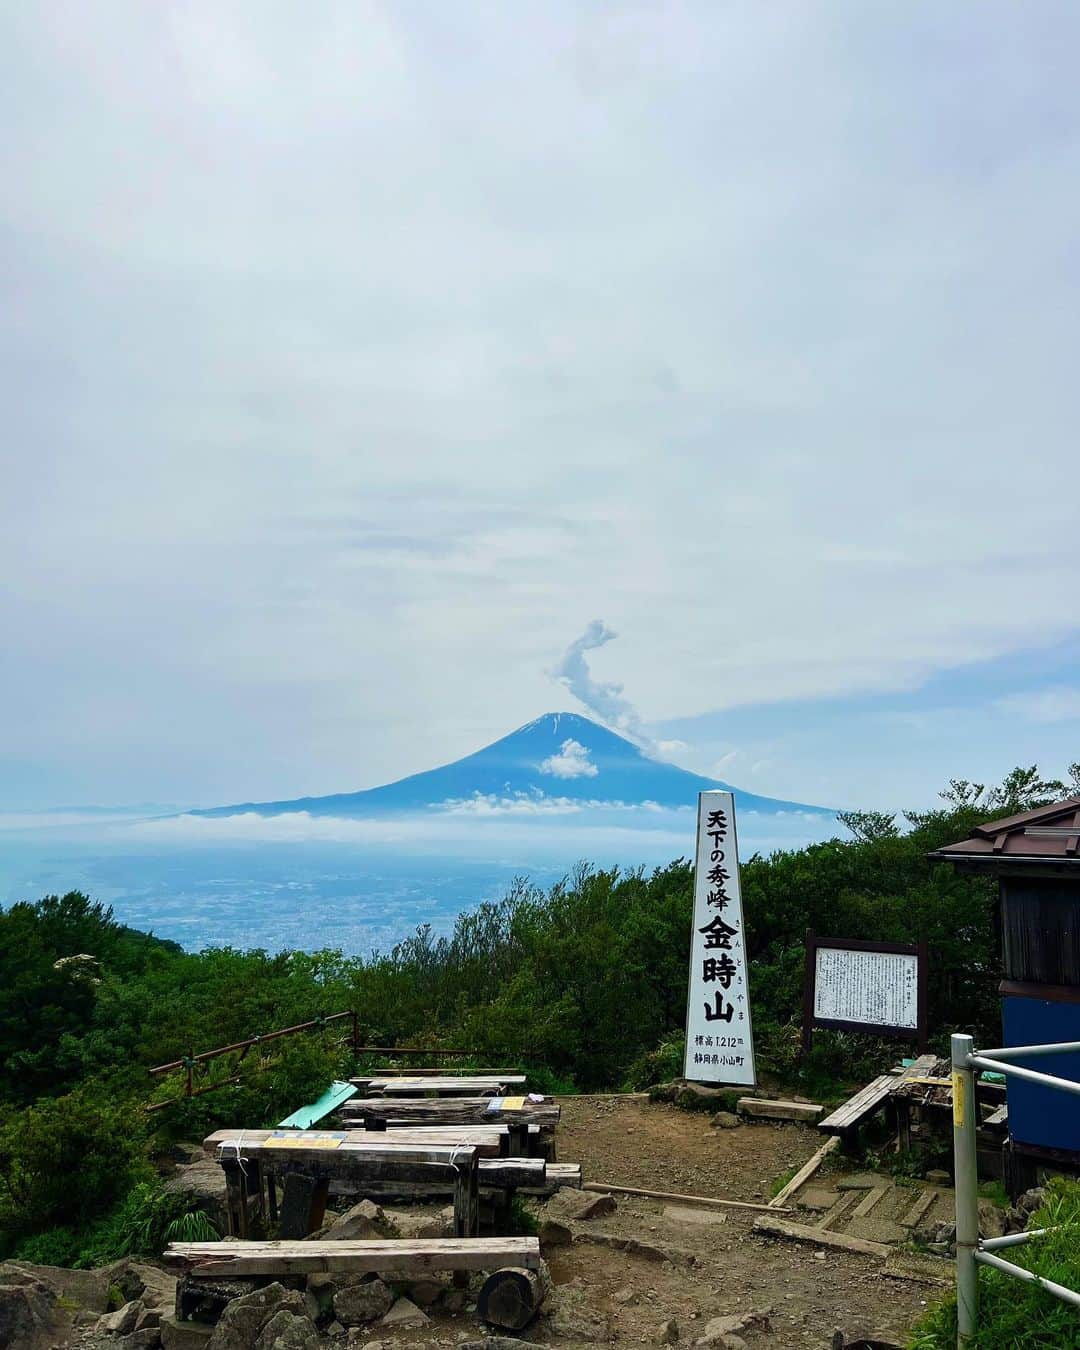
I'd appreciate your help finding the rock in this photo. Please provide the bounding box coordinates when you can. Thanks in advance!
[137,1307,165,1331]
[924,1169,950,1186]
[675,1083,730,1112]
[160,1319,214,1349]
[795,1187,837,1212]
[646,1082,678,1103]
[113,1332,163,1350]
[407,1279,445,1307]
[696,1309,771,1347]
[170,1142,207,1165]
[6,1260,111,1313]
[612,1286,639,1307]
[324,1200,386,1242]
[127,1265,178,1313]
[334,1279,394,1327]
[208,1283,305,1350]
[304,1272,336,1321]
[458,1341,542,1350]
[255,1310,320,1350]
[162,1158,230,1233]
[712,1112,741,1129]
[101,1300,146,1335]
[569,1192,617,1220]
[380,1206,451,1239]
[538,1218,572,1248]
[978,1199,1007,1240]
[443,1289,469,1313]
[836,1175,880,1191]
[326,1322,345,1337]
[655,1318,679,1343]
[1018,1186,1047,1216]
[0,1266,59,1349]
[380,1297,429,1329]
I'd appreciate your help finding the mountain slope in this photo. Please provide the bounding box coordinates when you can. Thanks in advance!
[196,712,832,818]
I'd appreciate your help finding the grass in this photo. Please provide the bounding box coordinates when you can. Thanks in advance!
[769,1165,799,1199]
[910,1178,1080,1348]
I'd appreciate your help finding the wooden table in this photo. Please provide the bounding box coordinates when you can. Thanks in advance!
[204,1129,481,1239]
[340,1096,559,1130]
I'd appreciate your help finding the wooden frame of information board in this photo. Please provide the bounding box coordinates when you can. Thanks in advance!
[802,930,928,1053]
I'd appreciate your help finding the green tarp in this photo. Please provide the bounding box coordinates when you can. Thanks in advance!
[277,1079,357,1129]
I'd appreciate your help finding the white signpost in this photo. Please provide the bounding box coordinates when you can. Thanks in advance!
[683,790,756,1087]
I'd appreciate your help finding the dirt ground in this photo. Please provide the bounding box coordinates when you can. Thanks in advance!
[528,1094,936,1348]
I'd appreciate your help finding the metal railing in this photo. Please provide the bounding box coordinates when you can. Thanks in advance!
[952,1032,1080,1344]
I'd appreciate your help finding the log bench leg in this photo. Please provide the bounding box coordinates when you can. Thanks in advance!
[279,1173,330,1238]
[453,1157,480,1238]
[477,1266,549,1330]
[222,1160,245,1238]
[266,1173,278,1224]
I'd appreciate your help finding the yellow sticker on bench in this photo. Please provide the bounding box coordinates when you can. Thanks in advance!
[498,1096,527,1110]
[264,1130,346,1149]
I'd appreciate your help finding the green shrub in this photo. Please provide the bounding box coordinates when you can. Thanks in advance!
[0,1084,145,1237]
[911,1178,1080,1348]
[11,1225,81,1266]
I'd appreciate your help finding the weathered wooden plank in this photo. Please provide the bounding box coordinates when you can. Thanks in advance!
[207,1126,505,1157]
[164,1237,541,1278]
[330,1155,548,1188]
[738,1097,824,1124]
[817,1075,896,1134]
[768,1135,840,1208]
[341,1097,559,1128]
[899,1187,937,1230]
[753,1215,890,1258]
[370,1076,527,1095]
[581,1181,786,1214]
[851,1186,888,1219]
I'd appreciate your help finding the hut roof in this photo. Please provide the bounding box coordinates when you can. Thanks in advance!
[929,796,1080,872]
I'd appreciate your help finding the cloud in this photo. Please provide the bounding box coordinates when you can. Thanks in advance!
[655,739,688,760]
[995,688,1080,725]
[539,738,599,778]
[550,622,644,738]
[1,5,1079,810]
[438,791,664,816]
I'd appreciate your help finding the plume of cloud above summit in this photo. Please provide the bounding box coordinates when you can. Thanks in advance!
[550,622,645,740]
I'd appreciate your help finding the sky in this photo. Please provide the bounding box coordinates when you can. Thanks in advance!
[2,2,1078,816]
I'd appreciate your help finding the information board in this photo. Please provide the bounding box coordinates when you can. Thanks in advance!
[683,791,756,1087]
[802,931,927,1051]
[813,948,918,1028]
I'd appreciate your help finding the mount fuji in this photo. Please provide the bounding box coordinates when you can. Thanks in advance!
[196,712,832,821]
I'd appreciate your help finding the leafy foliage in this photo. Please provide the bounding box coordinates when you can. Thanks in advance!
[911,1178,1080,1348]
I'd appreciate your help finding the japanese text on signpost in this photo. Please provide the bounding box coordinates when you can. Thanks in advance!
[683,790,756,1086]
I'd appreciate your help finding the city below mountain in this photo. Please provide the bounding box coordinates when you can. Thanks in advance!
[195,712,833,819]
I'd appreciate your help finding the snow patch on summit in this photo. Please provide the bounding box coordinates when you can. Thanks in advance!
[539,738,599,779]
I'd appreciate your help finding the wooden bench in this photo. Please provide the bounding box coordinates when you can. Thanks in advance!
[165,1238,548,1330]
[817,1074,897,1140]
[339,1157,546,1204]
[383,1120,542,1158]
[165,1236,542,1277]
[204,1130,481,1239]
[366,1076,528,1097]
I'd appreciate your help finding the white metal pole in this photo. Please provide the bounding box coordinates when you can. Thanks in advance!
[953,1032,979,1346]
